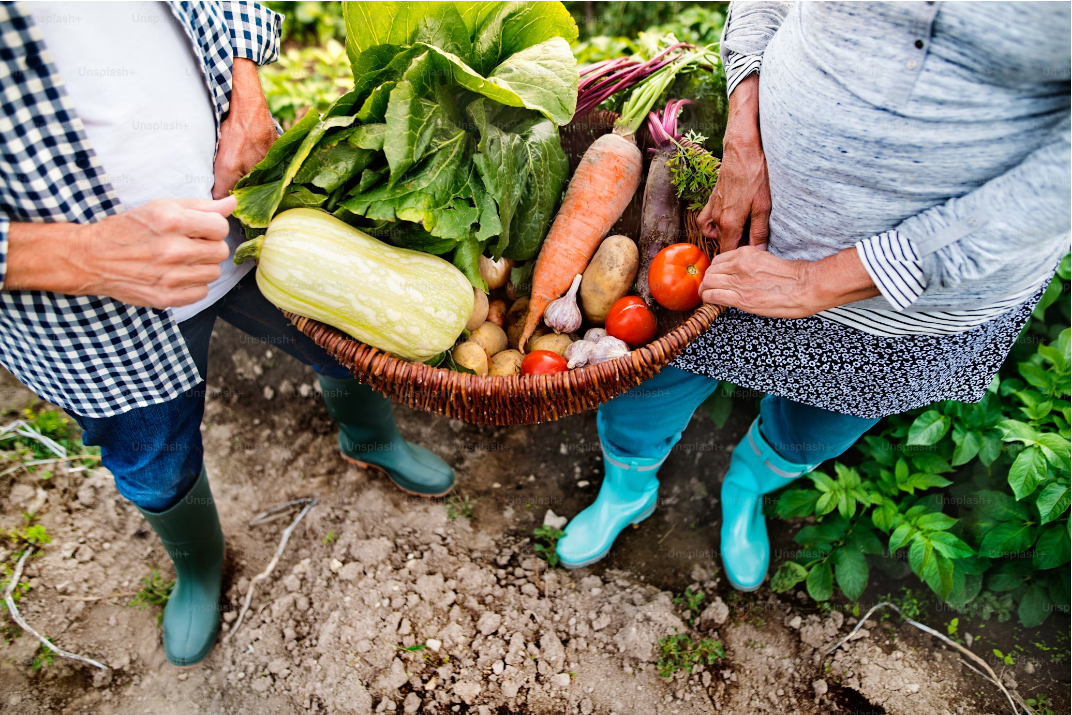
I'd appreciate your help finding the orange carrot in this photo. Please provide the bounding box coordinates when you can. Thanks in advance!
[519,132,642,351]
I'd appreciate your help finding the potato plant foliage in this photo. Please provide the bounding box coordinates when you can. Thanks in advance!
[770,257,1071,628]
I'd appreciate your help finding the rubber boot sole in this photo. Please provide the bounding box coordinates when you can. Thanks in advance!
[341,453,455,498]
[721,555,765,593]
[560,501,657,570]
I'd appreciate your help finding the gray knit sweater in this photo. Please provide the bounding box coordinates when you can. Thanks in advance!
[720,1,1070,313]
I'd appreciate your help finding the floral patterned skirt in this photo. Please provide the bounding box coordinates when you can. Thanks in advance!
[671,287,1044,419]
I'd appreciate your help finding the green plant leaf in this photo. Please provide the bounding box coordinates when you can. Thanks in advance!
[979,519,1038,558]
[910,451,953,475]
[1033,523,1071,569]
[952,430,983,466]
[775,489,822,519]
[235,108,321,190]
[915,512,958,532]
[907,411,949,446]
[771,561,809,593]
[926,530,975,559]
[978,431,1004,467]
[900,472,954,494]
[235,115,357,227]
[1017,582,1051,628]
[999,419,1041,445]
[343,2,471,60]
[1036,433,1071,467]
[1008,445,1047,500]
[922,551,955,601]
[888,523,914,552]
[805,560,833,602]
[468,0,579,75]
[1035,482,1071,524]
[872,500,899,533]
[831,545,868,601]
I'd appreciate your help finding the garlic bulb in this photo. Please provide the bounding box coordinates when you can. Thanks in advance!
[587,336,629,364]
[565,339,595,369]
[479,255,513,290]
[583,328,607,343]
[543,274,583,334]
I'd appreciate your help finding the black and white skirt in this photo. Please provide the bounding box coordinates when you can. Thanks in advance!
[671,287,1044,419]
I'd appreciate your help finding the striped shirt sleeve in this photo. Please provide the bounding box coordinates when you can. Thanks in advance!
[0,215,8,289]
[855,230,927,310]
[725,51,763,97]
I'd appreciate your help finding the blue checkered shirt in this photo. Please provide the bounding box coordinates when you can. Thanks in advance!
[0,1,281,417]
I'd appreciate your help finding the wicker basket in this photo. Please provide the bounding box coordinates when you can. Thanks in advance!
[284,110,724,425]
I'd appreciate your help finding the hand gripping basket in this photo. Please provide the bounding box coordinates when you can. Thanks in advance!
[283,110,724,425]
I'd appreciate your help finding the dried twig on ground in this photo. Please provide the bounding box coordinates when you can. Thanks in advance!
[825,601,1025,715]
[0,420,68,459]
[225,498,318,642]
[3,546,107,670]
[0,454,101,479]
[57,591,136,602]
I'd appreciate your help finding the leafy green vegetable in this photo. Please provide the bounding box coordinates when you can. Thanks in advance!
[235,1,579,288]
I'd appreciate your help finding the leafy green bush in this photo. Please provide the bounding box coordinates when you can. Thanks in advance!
[770,256,1071,629]
[258,40,351,129]
[265,1,345,45]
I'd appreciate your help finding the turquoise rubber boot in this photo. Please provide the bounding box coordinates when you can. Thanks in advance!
[136,467,224,667]
[720,419,819,591]
[556,415,679,569]
[318,375,454,497]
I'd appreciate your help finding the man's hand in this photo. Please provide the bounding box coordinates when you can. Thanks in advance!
[699,245,881,318]
[697,74,771,252]
[4,197,236,309]
[212,58,277,199]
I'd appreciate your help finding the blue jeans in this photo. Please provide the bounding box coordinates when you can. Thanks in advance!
[598,366,880,465]
[69,271,352,511]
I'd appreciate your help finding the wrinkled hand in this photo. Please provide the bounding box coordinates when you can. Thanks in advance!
[212,58,277,199]
[699,245,882,318]
[697,74,771,252]
[699,246,813,318]
[74,197,237,308]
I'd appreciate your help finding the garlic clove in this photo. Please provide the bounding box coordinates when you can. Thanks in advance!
[543,274,583,334]
[583,328,607,343]
[587,336,629,364]
[564,339,595,369]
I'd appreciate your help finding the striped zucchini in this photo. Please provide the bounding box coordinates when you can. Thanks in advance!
[235,209,473,362]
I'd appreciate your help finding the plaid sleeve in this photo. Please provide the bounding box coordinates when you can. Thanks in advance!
[855,230,927,310]
[222,1,282,66]
[0,215,8,289]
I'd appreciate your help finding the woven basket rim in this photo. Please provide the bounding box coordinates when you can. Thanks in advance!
[284,301,722,390]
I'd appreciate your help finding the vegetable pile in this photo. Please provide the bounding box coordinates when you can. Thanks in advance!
[234,1,580,290]
[235,5,725,376]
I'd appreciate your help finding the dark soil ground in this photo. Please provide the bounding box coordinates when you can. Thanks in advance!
[1,321,1068,714]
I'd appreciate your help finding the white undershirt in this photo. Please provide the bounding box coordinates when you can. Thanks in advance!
[32,1,252,323]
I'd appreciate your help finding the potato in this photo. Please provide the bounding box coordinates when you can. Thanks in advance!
[528,332,574,358]
[470,322,508,357]
[486,299,507,328]
[579,235,640,325]
[505,296,530,324]
[466,288,489,332]
[453,341,488,375]
[489,349,524,376]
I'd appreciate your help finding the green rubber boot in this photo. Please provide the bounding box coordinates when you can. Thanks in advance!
[318,375,455,497]
[136,467,224,667]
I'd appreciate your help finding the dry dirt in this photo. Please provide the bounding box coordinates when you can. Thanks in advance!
[1,322,1068,715]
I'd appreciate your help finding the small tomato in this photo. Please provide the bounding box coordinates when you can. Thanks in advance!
[648,243,711,312]
[605,296,657,348]
[521,350,568,375]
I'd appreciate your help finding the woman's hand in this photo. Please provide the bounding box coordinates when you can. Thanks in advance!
[699,245,881,318]
[697,74,771,252]
[212,58,277,199]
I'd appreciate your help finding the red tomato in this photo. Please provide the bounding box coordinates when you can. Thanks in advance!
[522,350,568,375]
[648,243,711,312]
[605,296,657,348]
